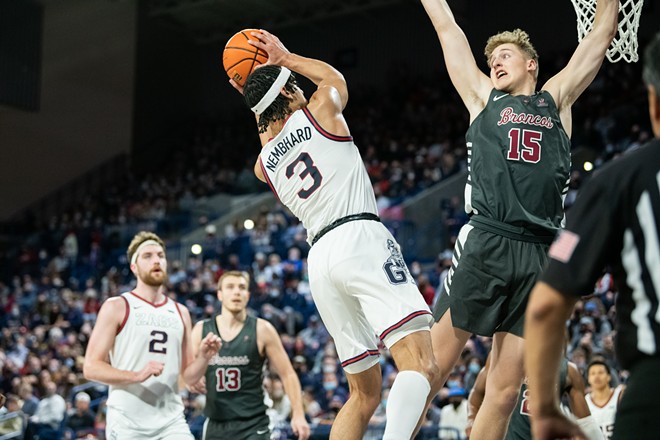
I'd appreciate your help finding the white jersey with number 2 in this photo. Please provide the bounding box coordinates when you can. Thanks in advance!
[258,107,377,244]
[106,292,186,434]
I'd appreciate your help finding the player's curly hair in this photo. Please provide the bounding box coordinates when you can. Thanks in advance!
[127,231,165,264]
[244,65,299,134]
[643,32,660,98]
[485,29,539,77]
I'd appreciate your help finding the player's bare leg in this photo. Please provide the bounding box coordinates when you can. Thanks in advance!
[385,330,439,440]
[413,310,471,437]
[330,364,381,440]
[470,331,525,440]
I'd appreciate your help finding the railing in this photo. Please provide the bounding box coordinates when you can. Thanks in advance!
[0,411,25,440]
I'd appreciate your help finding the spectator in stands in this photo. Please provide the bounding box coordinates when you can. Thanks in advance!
[24,381,66,440]
[439,387,468,440]
[266,377,292,430]
[18,383,39,417]
[64,392,96,439]
[416,273,435,307]
[93,399,107,437]
[301,387,322,423]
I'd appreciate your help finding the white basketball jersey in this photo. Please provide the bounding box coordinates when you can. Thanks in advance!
[106,292,186,432]
[258,107,377,244]
[586,385,623,439]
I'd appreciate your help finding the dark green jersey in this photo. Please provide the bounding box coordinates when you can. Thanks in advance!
[203,315,267,422]
[505,358,569,440]
[465,89,571,234]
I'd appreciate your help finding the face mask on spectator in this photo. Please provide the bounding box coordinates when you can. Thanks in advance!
[469,362,481,374]
[323,381,337,391]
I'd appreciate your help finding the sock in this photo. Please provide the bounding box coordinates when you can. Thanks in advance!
[382,370,431,440]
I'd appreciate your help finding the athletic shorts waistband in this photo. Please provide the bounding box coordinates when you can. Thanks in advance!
[468,215,555,244]
[311,212,380,246]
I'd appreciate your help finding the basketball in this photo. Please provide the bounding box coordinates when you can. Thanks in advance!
[223,29,268,87]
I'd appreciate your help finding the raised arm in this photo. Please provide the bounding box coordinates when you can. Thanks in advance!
[420,0,492,117]
[83,297,164,385]
[259,319,310,440]
[543,0,618,112]
[182,321,222,387]
[249,30,348,116]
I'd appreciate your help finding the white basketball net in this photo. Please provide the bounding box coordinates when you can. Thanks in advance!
[571,0,644,63]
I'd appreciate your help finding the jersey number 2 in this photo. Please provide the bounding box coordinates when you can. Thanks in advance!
[149,330,168,354]
[507,128,542,163]
[286,152,322,199]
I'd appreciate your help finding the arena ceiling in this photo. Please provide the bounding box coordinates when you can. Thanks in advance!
[147,0,407,44]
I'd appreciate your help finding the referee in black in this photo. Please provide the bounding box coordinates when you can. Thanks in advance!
[524,31,660,440]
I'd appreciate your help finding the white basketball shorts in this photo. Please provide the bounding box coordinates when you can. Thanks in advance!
[308,219,432,374]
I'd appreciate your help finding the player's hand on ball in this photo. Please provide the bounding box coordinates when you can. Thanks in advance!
[199,332,222,360]
[135,361,165,383]
[248,30,290,66]
[229,78,244,95]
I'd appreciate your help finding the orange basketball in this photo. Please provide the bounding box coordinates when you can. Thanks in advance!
[223,29,268,87]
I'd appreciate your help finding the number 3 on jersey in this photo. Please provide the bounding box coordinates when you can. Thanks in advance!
[286,152,323,199]
[215,367,241,392]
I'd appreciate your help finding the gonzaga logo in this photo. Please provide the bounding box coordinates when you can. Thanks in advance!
[382,239,415,285]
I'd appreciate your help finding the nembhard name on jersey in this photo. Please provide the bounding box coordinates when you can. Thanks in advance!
[134,312,181,330]
[497,107,554,129]
[264,127,312,172]
[208,354,250,366]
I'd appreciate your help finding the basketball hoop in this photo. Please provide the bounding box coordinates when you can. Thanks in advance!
[571,0,644,63]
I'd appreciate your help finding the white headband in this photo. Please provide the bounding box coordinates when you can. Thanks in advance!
[250,67,292,115]
[130,240,162,265]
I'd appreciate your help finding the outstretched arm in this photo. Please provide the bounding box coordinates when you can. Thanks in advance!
[543,0,618,112]
[248,30,350,141]
[259,319,310,440]
[420,0,492,118]
[182,321,222,386]
[249,30,348,111]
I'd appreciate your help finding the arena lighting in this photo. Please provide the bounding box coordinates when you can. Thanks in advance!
[584,161,594,172]
[244,219,255,230]
[191,244,202,255]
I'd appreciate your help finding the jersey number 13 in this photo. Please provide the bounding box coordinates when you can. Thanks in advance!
[215,367,241,392]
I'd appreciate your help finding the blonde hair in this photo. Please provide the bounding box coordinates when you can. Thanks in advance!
[127,231,165,264]
[485,28,539,70]
[217,271,250,290]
